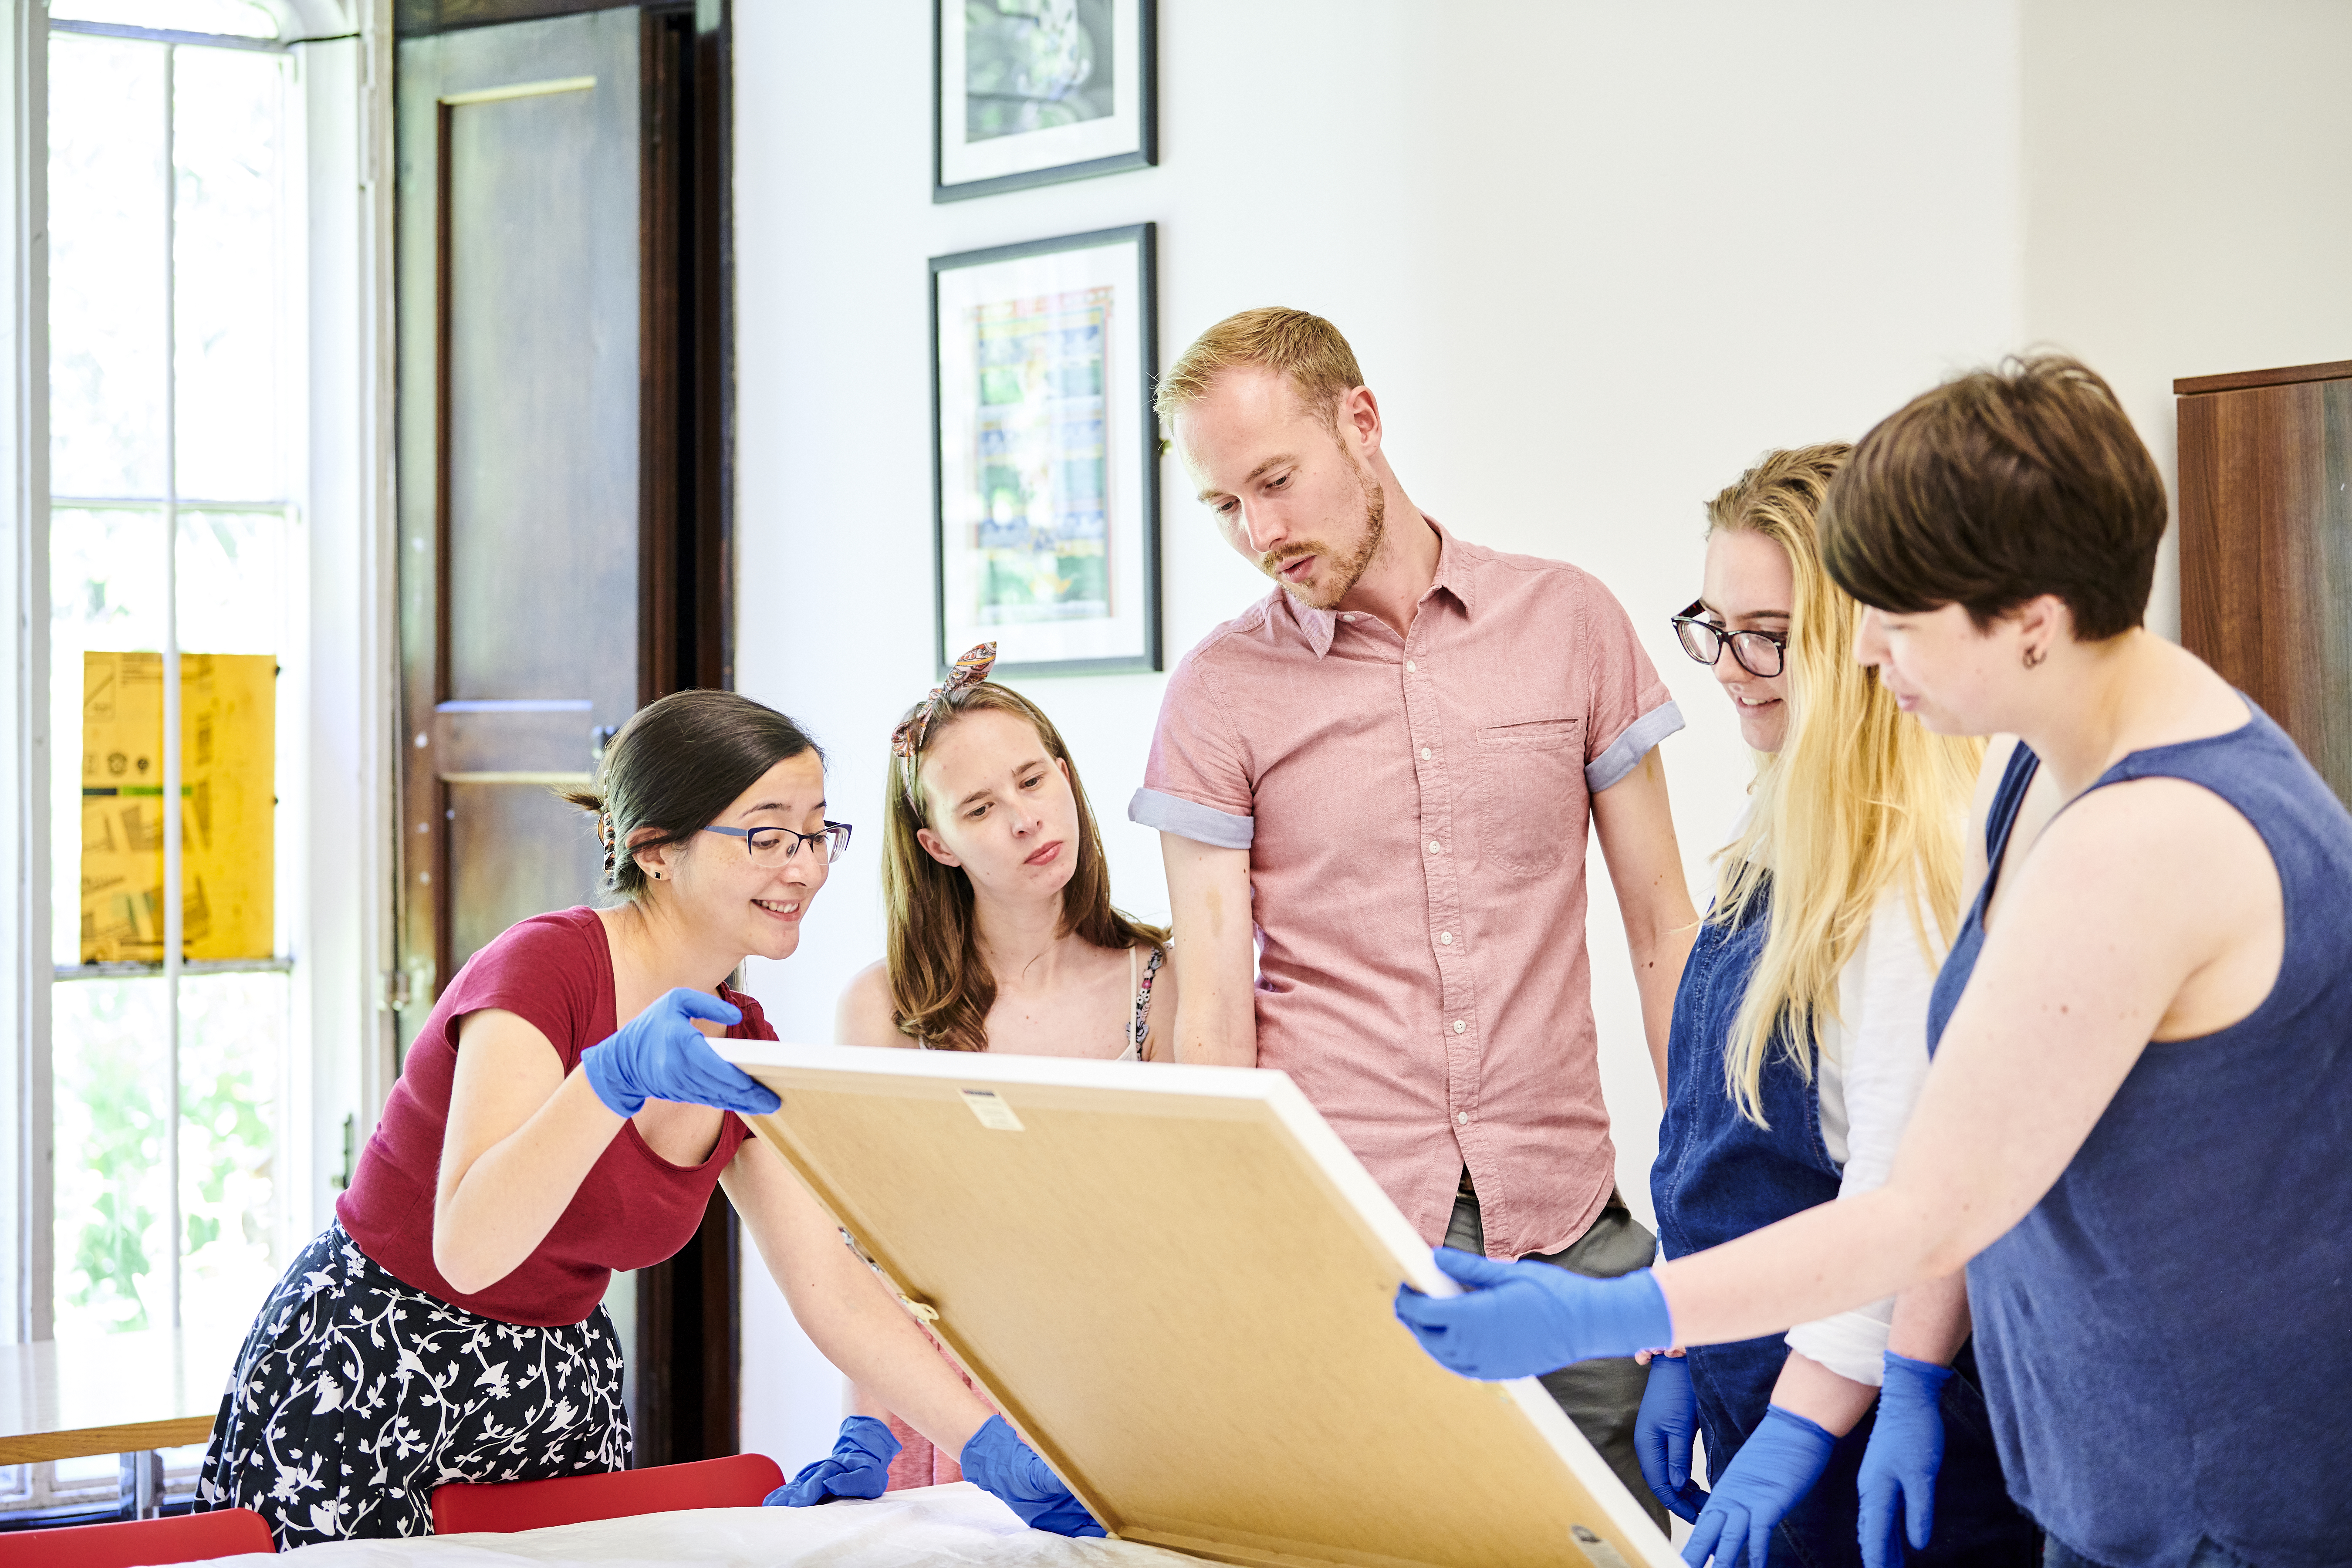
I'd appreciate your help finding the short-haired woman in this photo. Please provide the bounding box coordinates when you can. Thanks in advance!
[1639,446,2033,1568]
[779,644,1175,1502]
[1396,358,2352,1568]
[198,690,1096,1545]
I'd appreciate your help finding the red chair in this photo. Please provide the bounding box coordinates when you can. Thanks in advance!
[429,1453,786,1535]
[0,1507,275,1565]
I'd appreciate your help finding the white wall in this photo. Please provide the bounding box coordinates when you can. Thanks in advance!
[729,0,2030,1466]
[2018,0,2352,639]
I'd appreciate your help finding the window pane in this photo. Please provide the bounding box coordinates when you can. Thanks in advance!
[50,0,280,38]
[49,35,166,499]
[51,978,172,1338]
[177,510,287,655]
[174,49,286,502]
[179,971,283,1332]
[52,510,168,966]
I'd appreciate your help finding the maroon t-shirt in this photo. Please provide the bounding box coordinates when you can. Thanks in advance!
[335,906,766,1327]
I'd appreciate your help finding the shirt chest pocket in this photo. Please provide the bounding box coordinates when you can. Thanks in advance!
[1473,716,1585,879]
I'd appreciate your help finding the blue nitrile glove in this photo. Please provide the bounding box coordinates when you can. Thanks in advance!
[1682,1405,1837,1568]
[578,987,779,1117]
[959,1413,1104,1538]
[766,1415,901,1506]
[1636,1355,1710,1522]
[1391,1247,1674,1380]
[1856,1352,1954,1568]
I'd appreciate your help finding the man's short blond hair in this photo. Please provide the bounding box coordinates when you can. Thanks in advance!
[1154,307,1365,429]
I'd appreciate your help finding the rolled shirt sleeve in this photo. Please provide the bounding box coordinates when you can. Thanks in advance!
[1132,647,1256,848]
[1784,888,1943,1386]
[1579,579,1685,793]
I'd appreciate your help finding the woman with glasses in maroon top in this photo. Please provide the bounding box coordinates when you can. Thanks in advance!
[196,689,1096,1547]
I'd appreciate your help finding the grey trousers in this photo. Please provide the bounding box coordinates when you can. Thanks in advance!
[1444,1180,1667,1531]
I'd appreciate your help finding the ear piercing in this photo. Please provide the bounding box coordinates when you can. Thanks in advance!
[2023,645,2046,669]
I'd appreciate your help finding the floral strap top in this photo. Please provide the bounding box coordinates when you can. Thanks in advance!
[1118,945,1166,1062]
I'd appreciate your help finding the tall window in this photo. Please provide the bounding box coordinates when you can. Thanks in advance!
[6,0,358,1525]
[47,0,300,1359]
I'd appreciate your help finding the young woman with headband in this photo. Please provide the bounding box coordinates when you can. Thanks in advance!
[199,690,1095,1544]
[777,643,1176,1503]
[1396,358,2352,1568]
[1636,446,2031,1568]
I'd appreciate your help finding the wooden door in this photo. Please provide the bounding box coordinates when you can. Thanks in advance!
[393,0,737,1467]
[2176,360,2352,806]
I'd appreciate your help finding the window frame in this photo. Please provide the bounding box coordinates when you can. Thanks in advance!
[3,0,396,1366]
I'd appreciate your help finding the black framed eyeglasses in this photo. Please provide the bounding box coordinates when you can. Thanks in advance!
[702,821,853,866]
[1671,600,1788,678]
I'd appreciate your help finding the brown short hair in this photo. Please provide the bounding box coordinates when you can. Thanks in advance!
[561,690,823,902]
[1821,355,2167,640]
[1154,306,1365,428]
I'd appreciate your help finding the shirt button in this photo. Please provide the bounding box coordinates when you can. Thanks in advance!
[1453,1019,1467,1034]
[1439,931,1453,945]
[1419,746,1432,760]
[1455,1111,1469,1125]
[1427,840,1442,855]
[1342,613,1356,621]
[1406,660,1418,673]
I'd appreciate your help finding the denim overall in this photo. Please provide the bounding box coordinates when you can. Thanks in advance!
[1933,712,2352,1568]
[1654,880,2035,1567]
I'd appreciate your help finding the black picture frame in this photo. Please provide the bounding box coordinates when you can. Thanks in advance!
[933,0,1158,204]
[930,223,1160,677]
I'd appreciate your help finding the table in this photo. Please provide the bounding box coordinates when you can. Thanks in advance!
[200,1485,1195,1565]
[0,1325,244,1514]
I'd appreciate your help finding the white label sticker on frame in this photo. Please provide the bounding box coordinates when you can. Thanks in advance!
[1570,1526,1633,1568]
[960,1088,1025,1131]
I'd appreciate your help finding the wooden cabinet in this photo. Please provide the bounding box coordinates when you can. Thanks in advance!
[2176,359,2352,806]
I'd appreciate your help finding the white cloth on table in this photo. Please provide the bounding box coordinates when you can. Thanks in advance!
[1782,882,1943,1388]
[202,1484,1188,1567]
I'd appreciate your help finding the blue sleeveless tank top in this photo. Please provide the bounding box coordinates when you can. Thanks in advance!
[1926,705,2352,1568]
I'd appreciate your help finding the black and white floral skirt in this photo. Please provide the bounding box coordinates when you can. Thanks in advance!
[196,1220,631,1548]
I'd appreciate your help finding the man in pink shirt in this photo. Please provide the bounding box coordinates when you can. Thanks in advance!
[1132,308,1696,1519]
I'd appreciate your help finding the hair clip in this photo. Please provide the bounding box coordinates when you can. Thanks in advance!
[889,643,997,806]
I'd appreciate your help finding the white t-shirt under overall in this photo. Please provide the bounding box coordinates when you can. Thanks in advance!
[1783,886,1943,1386]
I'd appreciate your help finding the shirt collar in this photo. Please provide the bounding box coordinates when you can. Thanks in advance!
[1276,515,1472,658]
[1423,518,1477,619]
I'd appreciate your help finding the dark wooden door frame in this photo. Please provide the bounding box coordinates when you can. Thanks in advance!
[629,0,740,1469]
[394,0,740,1468]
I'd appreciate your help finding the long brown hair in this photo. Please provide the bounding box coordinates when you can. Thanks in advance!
[883,682,1165,1051]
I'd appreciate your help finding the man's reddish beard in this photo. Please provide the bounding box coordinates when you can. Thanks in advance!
[1260,458,1387,609]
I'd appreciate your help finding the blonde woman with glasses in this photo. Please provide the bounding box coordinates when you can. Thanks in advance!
[1629,448,2034,1568]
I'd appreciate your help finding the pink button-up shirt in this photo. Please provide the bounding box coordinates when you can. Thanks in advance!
[1132,523,1681,1259]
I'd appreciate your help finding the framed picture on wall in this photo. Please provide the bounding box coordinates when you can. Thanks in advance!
[932,223,1160,676]
[935,0,1157,202]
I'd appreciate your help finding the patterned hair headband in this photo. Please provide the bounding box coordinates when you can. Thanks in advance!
[890,642,996,808]
[598,812,617,879]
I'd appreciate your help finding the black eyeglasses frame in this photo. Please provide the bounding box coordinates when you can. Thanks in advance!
[1669,599,1790,679]
[701,821,854,864]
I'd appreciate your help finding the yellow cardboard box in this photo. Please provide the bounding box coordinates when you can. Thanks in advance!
[79,651,275,964]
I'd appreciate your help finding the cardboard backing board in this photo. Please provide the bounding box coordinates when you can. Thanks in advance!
[723,1042,1677,1568]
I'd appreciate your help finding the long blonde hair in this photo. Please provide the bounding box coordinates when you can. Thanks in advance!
[882,681,1165,1053]
[1709,445,1982,1125]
